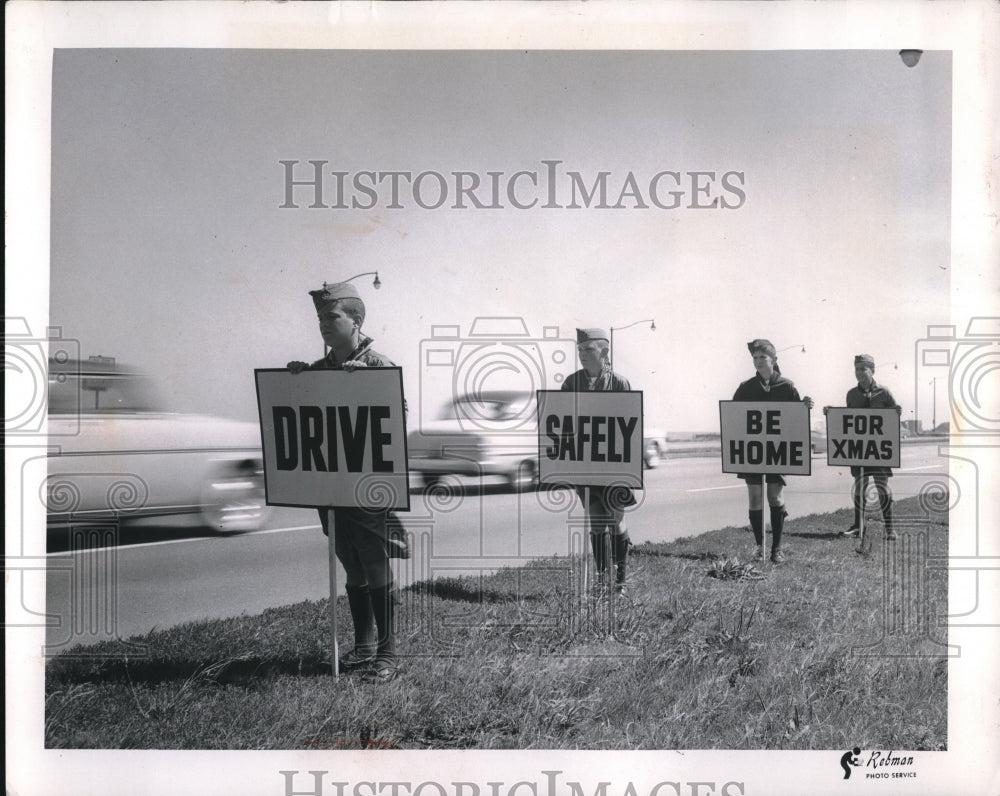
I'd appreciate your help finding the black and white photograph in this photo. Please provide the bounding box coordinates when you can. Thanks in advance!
[6,2,999,795]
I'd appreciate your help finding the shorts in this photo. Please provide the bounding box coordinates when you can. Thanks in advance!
[737,473,787,486]
[849,466,893,479]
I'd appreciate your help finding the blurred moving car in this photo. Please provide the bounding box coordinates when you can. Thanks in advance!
[46,357,270,532]
[811,419,828,455]
[408,390,663,491]
[643,425,668,469]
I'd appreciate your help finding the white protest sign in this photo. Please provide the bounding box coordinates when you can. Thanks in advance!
[719,401,812,476]
[825,407,901,468]
[537,390,643,488]
[255,368,410,510]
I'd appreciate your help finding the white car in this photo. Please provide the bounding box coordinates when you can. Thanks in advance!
[45,357,270,532]
[408,390,663,491]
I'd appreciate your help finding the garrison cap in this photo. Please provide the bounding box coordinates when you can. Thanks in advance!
[577,328,610,345]
[309,281,364,311]
[747,339,777,358]
[854,354,876,368]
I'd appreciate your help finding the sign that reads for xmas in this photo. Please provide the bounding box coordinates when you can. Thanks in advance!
[719,401,812,476]
[255,368,410,510]
[825,408,901,468]
[536,390,643,488]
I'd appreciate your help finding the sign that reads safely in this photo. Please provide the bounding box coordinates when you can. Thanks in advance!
[825,407,901,468]
[719,401,811,476]
[537,390,643,488]
[255,368,410,510]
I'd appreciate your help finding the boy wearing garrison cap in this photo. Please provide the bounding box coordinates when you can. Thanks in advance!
[732,339,814,564]
[561,327,636,594]
[287,281,400,683]
[831,354,901,540]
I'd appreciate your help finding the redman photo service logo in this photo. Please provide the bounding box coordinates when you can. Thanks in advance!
[840,748,917,781]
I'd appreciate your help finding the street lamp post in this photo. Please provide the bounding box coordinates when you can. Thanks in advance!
[324,271,381,291]
[609,319,655,370]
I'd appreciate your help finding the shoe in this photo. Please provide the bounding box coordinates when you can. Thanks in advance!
[615,582,627,597]
[360,658,398,683]
[885,531,898,541]
[841,527,860,537]
[338,648,376,672]
[752,545,765,561]
[771,548,786,565]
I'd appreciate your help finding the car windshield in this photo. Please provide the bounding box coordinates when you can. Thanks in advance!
[439,395,534,422]
[48,373,168,414]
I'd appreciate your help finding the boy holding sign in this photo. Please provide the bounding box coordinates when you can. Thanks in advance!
[286,281,400,683]
[561,328,636,594]
[732,339,814,564]
[826,354,901,540]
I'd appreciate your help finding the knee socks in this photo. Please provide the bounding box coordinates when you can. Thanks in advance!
[769,506,785,552]
[345,585,377,655]
[613,533,629,584]
[749,509,764,547]
[368,584,397,663]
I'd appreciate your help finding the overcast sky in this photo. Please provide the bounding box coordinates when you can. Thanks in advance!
[49,48,951,431]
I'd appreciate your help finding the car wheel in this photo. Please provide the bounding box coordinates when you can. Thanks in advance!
[643,441,661,469]
[508,460,537,492]
[201,460,271,533]
[421,473,445,490]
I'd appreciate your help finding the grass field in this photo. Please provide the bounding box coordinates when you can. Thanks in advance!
[45,495,949,750]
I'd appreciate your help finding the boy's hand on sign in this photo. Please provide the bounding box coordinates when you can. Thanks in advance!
[287,361,308,374]
[802,395,815,410]
[343,360,369,372]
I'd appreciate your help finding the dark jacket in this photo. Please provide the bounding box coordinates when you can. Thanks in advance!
[561,368,631,393]
[309,334,395,370]
[733,374,802,402]
[846,381,899,410]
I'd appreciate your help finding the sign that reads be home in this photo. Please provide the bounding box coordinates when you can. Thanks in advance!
[719,400,812,476]
[255,368,410,510]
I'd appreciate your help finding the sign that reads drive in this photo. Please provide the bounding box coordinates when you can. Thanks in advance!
[536,390,643,488]
[825,408,901,468]
[720,401,811,476]
[255,368,409,510]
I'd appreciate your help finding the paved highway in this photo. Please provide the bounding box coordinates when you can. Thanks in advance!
[44,444,947,652]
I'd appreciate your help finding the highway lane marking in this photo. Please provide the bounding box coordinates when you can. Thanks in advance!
[44,524,322,557]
